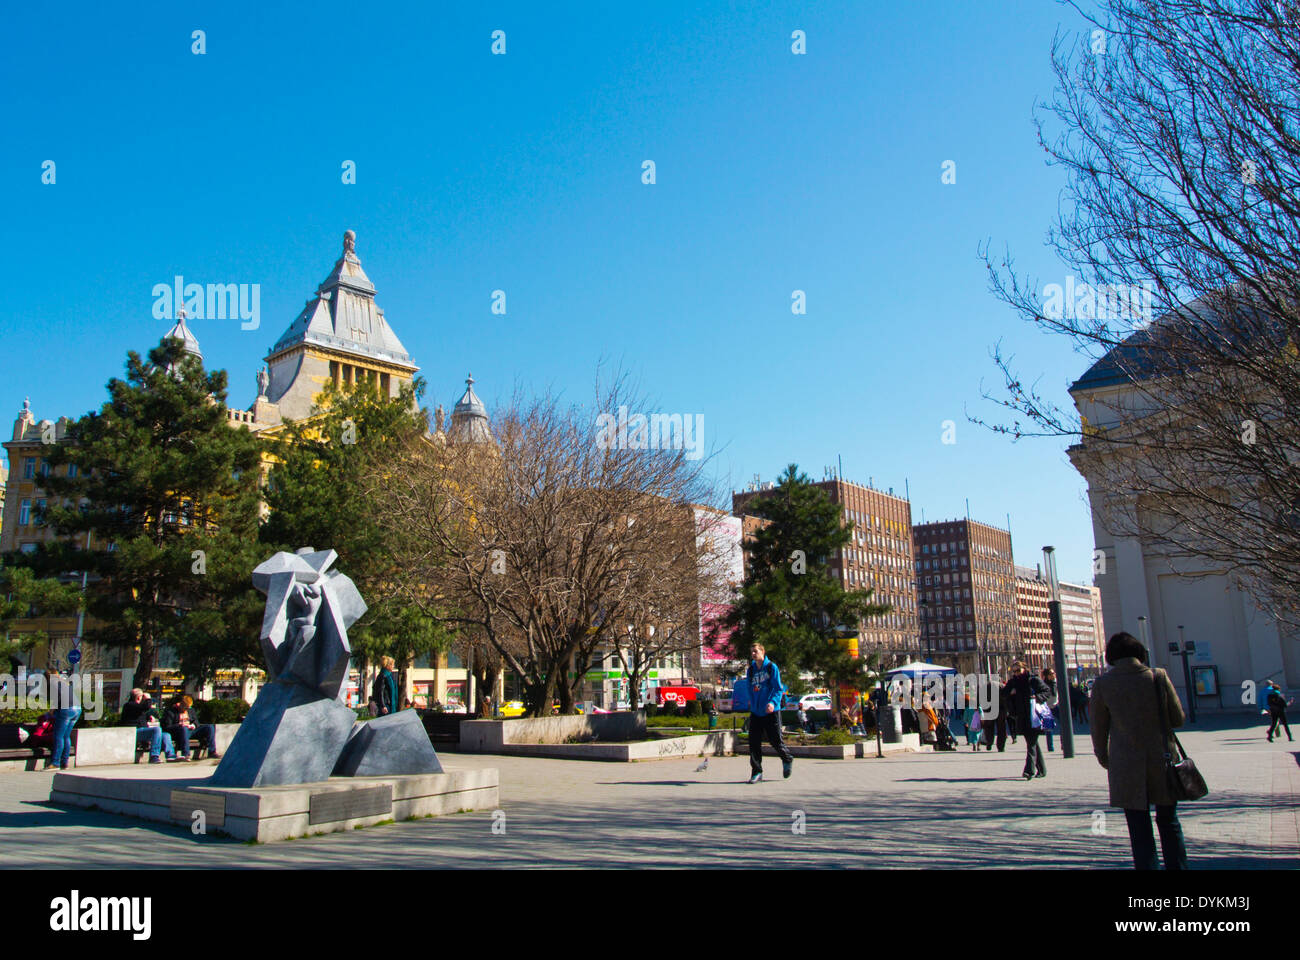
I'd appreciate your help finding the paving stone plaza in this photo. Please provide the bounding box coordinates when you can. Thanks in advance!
[2,715,1293,869]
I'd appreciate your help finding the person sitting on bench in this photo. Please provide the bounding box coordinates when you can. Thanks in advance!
[163,696,219,760]
[119,688,178,763]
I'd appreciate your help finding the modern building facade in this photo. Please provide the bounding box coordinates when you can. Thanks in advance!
[1014,564,1105,676]
[912,518,1017,674]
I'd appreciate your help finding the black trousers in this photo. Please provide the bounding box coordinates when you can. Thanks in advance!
[1124,805,1187,870]
[982,714,1007,751]
[1268,709,1292,740]
[748,712,792,774]
[1022,729,1046,777]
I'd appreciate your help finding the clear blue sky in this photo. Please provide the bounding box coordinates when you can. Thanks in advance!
[1,1,1102,584]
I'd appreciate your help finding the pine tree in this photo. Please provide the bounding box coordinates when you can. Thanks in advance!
[0,562,83,670]
[726,464,888,696]
[39,337,265,690]
[260,378,451,696]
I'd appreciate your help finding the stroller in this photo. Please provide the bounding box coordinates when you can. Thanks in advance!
[932,712,959,751]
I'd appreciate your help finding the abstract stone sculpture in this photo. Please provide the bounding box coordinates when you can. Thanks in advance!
[211,547,441,787]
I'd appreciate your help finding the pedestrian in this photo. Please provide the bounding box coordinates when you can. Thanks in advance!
[47,671,81,771]
[1041,667,1060,752]
[962,703,982,750]
[797,703,808,733]
[982,676,1010,752]
[1264,682,1294,743]
[1089,631,1190,870]
[372,656,398,717]
[745,642,793,783]
[1005,661,1051,780]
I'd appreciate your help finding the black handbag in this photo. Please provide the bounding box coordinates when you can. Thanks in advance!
[1153,670,1209,801]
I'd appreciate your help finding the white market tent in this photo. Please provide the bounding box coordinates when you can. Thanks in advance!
[885,661,957,680]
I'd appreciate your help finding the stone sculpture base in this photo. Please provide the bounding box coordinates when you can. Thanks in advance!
[210,681,357,788]
[333,710,444,777]
[50,764,499,842]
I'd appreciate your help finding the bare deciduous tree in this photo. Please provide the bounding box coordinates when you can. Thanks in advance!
[980,0,1300,622]
[371,377,721,717]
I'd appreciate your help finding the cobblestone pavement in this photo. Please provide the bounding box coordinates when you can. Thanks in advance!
[0,716,1294,868]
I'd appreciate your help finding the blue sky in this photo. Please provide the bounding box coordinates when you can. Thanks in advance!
[2,1,1103,584]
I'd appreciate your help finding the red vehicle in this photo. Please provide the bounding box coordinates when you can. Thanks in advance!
[655,686,700,707]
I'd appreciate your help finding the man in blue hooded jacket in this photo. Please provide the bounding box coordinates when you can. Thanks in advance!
[746,642,793,783]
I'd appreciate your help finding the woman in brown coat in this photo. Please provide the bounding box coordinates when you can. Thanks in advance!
[1090,631,1189,870]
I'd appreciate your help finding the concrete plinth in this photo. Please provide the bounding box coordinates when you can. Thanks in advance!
[50,763,499,842]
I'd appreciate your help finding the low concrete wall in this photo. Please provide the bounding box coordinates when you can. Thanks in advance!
[459,730,735,761]
[460,711,646,750]
[51,766,499,842]
[72,723,240,767]
[72,728,135,766]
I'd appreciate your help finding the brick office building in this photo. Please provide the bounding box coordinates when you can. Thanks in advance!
[912,518,1017,674]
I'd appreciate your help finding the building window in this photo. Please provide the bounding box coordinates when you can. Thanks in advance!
[39,459,50,478]
[23,458,34,479]
[35,499,46,524]
[19,499,31,524]
[20,542,36,554]
[67,463,78,479]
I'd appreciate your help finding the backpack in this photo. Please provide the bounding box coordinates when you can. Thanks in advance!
[1268,689,1287,712]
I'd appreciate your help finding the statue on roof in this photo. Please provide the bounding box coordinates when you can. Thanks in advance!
[256,366,270,399]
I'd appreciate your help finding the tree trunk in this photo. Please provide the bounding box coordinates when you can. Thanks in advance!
[132,632,156,692]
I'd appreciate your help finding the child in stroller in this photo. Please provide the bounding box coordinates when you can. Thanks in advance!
[932,712,959,751]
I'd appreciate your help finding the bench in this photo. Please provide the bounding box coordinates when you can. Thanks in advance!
[131,726,217,763]
[0,723,73,770]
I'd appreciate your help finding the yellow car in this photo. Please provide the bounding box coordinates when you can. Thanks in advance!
[499,700,527,718]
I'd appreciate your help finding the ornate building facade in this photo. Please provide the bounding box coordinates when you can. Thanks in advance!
[0,231,480,707]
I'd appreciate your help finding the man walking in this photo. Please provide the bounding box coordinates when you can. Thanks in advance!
[746,643,793,783]
[1264,682,1294,743]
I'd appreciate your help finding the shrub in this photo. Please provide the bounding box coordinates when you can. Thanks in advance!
[0,708,47,725]
[84,711,121,728]
[198,699,251,724]
[684,699,702,717]
[700,699,715,714]
[644,703,658,718]
[815,728,855,745]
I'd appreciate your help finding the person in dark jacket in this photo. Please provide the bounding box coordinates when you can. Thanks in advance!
[981,676,1010,752]
[1041,667,1059,752]
[373,657,399,716]
[118,688,177,762]
[1264,682,1294,743]
[1005,661,1051,779]
[163,696,219,760]
[1090,631,1189,870]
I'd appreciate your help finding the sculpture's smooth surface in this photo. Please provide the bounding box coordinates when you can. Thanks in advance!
[333,710,444,777]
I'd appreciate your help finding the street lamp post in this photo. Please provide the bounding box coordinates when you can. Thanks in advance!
[1169,624,1196,723]
[1042,547,1076,759]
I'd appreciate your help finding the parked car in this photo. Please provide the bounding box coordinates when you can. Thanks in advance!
[794,693,833,712]
[499,700,527,718]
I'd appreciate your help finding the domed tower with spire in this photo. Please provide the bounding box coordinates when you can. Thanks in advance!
[447,374,494,445]
[262,230,419,422]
